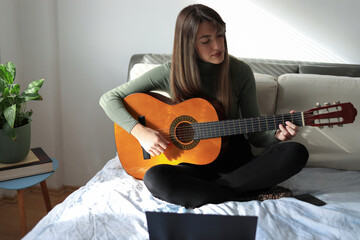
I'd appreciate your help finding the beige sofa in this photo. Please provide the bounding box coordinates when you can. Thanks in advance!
[128,54,360,171]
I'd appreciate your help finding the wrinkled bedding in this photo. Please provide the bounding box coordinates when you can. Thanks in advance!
[24,155,360,240]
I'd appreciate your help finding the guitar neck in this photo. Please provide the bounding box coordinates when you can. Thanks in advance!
[192,112,304,140]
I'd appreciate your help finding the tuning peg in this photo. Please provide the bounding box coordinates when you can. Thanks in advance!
[328,125,333,128]
[316,102,321,108]
[338,124,343,127]
[324,102,331,106]
[334,101,340,105]
[318,126,324,129]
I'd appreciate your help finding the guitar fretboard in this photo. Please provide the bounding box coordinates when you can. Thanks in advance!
[192,112,304,140]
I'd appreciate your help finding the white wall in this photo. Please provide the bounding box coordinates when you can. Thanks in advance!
[1,0,360,196]
[251,0,360,63]
[199,0,360,63]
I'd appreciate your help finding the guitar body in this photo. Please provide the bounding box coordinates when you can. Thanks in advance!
[114,93,223,179]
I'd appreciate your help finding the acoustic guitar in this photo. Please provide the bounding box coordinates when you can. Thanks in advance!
[114,93,357,179]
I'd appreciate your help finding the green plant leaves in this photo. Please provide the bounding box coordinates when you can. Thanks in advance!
[6,62,16,78]
[2,87,10,98]
[0,79,6,92]
[10,83,20,95]
[22,79,45,101]
[0,62,15,84]
[4,104,16,128]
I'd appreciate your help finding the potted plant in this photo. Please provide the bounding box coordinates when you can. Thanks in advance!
[0,61,44,163]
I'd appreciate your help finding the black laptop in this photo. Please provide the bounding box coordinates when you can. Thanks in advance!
[146,211,258,240]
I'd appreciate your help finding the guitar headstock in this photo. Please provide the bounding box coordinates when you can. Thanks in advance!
[304,102,357,128]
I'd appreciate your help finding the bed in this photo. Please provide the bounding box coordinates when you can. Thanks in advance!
[24,54,360,240]
[24,154,360,240]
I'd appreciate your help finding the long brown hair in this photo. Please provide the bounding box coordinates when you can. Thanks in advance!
[170,4,231,114]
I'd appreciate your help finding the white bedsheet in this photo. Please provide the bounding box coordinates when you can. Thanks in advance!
[24,155,360,240]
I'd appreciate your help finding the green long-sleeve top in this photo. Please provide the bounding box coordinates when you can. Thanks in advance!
[99,56,278,148]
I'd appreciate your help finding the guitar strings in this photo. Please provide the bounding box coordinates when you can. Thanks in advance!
[152,110,334,134]
[154,111,342,141]
[152,114,309,136]
[147,113,317,141]
[151,113,309,131]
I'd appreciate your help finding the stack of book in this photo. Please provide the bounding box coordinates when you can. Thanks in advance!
[0,147,54,182]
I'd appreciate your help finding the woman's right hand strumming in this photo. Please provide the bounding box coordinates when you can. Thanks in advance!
[130,123,170,156]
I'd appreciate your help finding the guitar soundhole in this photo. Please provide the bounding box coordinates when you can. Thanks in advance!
[175,122,194,143]
[170,115,199,150]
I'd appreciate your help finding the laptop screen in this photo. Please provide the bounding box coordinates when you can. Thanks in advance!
[146,211,258,240]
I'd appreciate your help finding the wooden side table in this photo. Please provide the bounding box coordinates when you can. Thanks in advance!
[0,158,58,237]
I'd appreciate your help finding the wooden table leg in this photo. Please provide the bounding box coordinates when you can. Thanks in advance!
[40,180,52,212]
[17,189,27,237]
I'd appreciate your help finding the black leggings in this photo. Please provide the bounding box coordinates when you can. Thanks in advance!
[143,142,308,208]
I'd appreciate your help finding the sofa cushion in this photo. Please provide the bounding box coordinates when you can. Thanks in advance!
[253,73,277,116]
[277,73,360,170]
[129,63,161,81]
[247,62,299,77]
[299,65,360,77]
[129,63,170,97]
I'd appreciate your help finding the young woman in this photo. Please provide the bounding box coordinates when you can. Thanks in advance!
[100,4,308,208]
